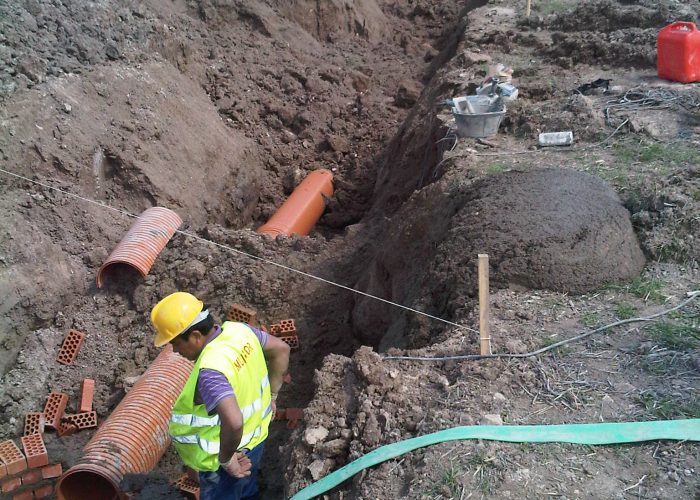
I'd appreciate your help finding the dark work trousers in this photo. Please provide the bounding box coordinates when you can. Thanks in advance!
[199,442,264,500]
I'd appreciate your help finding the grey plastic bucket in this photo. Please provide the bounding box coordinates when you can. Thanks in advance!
[453,97,506,138]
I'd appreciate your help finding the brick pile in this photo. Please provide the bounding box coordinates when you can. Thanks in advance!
[269,319,300,350]
[0,436,62,499]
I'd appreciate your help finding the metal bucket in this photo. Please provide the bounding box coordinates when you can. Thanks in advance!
[453,96,506,138]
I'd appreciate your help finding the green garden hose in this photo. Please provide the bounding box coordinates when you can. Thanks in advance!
[290,419,700,500]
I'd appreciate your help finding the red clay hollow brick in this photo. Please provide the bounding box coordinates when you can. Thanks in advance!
[12,489,34,500]
[23,413,45,437]
[278,319,296,335]
[20,434,48,469]
[173,473,200,500]
[268,323,282,336]
[21,468,42,486]
[34,483,54,499]
[79,378,95,413]
[56,421,78,438]
[62,411,98,430]
[1,476,22,494]
[0,440,28,475]
[43,392,68,429]
[285,407,304,430]
[0,462,7,479]
[40,463,63,479]
[280,335,299,350]
[56,329,86,365]
[227,304,257,325]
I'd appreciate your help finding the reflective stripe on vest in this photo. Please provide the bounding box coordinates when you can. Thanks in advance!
[171,434,220,454]
[170,413,221,427]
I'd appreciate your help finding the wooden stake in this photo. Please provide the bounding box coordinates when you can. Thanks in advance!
[526,0,531,17]
[478,254,492,356]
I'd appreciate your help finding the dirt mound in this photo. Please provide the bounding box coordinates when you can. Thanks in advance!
[433,168,646,293]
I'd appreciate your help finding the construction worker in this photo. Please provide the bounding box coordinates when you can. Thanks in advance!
[150,292,290,500]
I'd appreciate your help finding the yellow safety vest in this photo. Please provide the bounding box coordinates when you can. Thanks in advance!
[169,322,273,471]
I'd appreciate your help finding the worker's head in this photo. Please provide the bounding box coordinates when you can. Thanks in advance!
[151,292,215,360]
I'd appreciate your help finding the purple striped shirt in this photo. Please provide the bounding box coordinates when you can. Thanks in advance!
[195,324,268,413]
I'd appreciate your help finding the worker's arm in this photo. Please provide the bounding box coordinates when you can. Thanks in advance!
[263,334,291,405]
[216,396,251,478]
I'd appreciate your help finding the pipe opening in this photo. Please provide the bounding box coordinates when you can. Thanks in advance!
[57,469,121,500]
[97,262,145,288]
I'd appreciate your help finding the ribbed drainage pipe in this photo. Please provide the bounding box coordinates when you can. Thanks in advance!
[97,207,182,288]
[56,346,193,500]
[257,169,333,237]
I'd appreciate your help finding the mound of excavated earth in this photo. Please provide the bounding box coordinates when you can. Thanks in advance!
[436,168,647,293]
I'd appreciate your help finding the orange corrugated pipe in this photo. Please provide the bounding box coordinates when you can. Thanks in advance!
[257,169,334,237]
[56,346,193,500]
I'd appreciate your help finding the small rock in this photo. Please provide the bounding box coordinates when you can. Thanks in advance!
[317,438,347,458]
[493,392,507,403]
[326,135,349,153]
[480,414,503,426]
[105,43,121,60]
[63,103,72,114]
[505,339,528,354]
[462,50,491,65]
[307,459,331,480]
[304,426,329,446]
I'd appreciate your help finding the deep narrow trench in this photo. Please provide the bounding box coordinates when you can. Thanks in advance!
[256,1,489,496]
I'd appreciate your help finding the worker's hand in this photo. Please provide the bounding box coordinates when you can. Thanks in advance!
[271,399,277,419]
[221,451,252,478]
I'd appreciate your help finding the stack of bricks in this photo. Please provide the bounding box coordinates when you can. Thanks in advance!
[0,436,63,499]
[269,319,300,350]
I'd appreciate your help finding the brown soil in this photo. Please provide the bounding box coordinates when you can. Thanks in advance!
[1,0,699,499]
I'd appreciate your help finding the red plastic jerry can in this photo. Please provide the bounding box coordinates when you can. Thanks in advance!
[657,21,700,83]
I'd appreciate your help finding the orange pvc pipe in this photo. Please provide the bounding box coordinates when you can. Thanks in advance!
[56,346,193,500]
[257,169,334,237]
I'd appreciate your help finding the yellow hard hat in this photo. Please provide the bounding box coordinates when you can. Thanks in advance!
[151,292,204,347]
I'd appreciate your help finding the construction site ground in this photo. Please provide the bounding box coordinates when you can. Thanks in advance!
[1,0,699,498]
